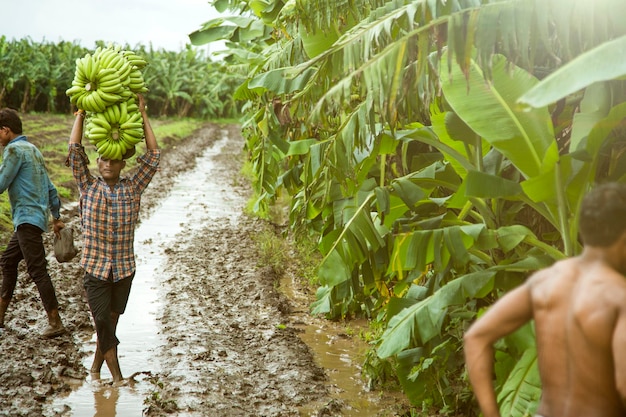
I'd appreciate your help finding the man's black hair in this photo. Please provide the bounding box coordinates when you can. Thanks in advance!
[579,182,626,247]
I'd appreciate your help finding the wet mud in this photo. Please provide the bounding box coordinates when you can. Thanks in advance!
[0,124,407,417]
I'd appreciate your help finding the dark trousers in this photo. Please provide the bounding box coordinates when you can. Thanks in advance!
[0,223,59,312]
[83,272,134,354]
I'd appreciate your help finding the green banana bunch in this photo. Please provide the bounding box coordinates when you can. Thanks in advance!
[93,45,149,92]
[128,67,148,93]
[85,99,145,161]
[67,44,150,160]
[67,45,150,112]
[65,54,125,112]
[122,50,148,70]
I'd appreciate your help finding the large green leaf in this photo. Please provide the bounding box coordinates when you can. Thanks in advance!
[189,16,266,44]
[465,171,523,198]
[497,346,541,417]
[441,53,558,179]
[377,269,496,358]
[518,34,626,108]
[248,67,317,94]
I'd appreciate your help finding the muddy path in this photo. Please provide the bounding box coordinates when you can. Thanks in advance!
[0,124,406,417]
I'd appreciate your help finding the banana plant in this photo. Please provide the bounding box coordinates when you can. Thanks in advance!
[374,51,626,412]
[190,0,626,413]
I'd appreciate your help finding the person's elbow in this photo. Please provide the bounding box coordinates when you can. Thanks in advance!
[463,325,483,358]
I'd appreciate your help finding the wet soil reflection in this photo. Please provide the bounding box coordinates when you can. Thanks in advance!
[280,276,393,417]
[52,136,229,416]
[52,130,398,416]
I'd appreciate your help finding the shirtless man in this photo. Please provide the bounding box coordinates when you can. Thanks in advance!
[464,182,626,417]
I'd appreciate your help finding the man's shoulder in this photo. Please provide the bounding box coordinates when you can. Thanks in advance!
[528,258,572,282]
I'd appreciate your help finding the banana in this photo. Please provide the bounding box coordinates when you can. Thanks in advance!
[82,57,91,82]
[120,120,144,129]
[65,85,83,97]
[106,140,120,160]
[129,75,143,85]
[118,61,133,81]
[87,126,109,136]
[82,94,94,112]
[97,72,120,84]
[124,131,143,141]
[90,115,112,130]
[122,131,143,145]
[119,132,138,149]
[87,133,108,144]
[91,92,107,112]
[99,83,123,95]
[107,53,123,70]
[119,90,133,100]
[118,101,128,123]
[98,78,124,94]
[89,56,100,81]
[97,68,117,80]
[78,57,88,79]
[111,103,121,122]
[74,63,88,85]
[128,78,143,88]
[128,83,144,93]
[127,112,142,123]
[104,106,117,124]
[97,90,120,105]
[98,76,122,87]
[99,49,117,68]
[97,140,112,159]
[112,142,123,160]
[122,50,148,69]
[75,94,85,110]
[104,139,122,160]
[118,133,132,149]
[126,102,139,113]
[67,47,149,114]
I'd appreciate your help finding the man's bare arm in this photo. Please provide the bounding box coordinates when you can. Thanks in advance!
[464,282,534,417]
[613,304,626,408]
[137,94,158,150]
[69,111,84,145]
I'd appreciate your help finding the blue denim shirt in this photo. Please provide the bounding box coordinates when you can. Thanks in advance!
[0,136,61,232]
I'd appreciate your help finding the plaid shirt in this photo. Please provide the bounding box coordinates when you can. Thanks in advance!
[68,143,160,282]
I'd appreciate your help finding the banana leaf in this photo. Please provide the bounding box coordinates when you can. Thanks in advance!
[496,345,541,417]
[441,52,558,180]
[518,34,626,108]
[377,269,496,358]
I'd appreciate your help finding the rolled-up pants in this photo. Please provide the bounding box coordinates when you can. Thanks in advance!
[0,223,59,312]
[83,271,134,354]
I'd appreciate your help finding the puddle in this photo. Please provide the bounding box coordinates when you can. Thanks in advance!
[280,277,393,417]
[51,130,395,416]
[51,134,231,416]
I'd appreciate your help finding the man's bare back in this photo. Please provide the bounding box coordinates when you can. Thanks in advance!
[530,257,626,416]
[464,182,626,417]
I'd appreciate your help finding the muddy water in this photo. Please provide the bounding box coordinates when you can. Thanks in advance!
[52,131,391,416]
[52,135,232,416]
[281,277,392,417]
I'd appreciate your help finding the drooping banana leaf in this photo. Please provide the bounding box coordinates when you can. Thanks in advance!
[496,345,541,417]
[378,222,558,359]
[189,16,266,45]
[441,52,558,180]
[377,269,496,358]
[517,34,626,108]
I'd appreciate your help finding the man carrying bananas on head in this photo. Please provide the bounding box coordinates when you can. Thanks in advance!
[67,94,159,383]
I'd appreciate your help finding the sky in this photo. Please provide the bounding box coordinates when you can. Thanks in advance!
[4,0,225,53]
